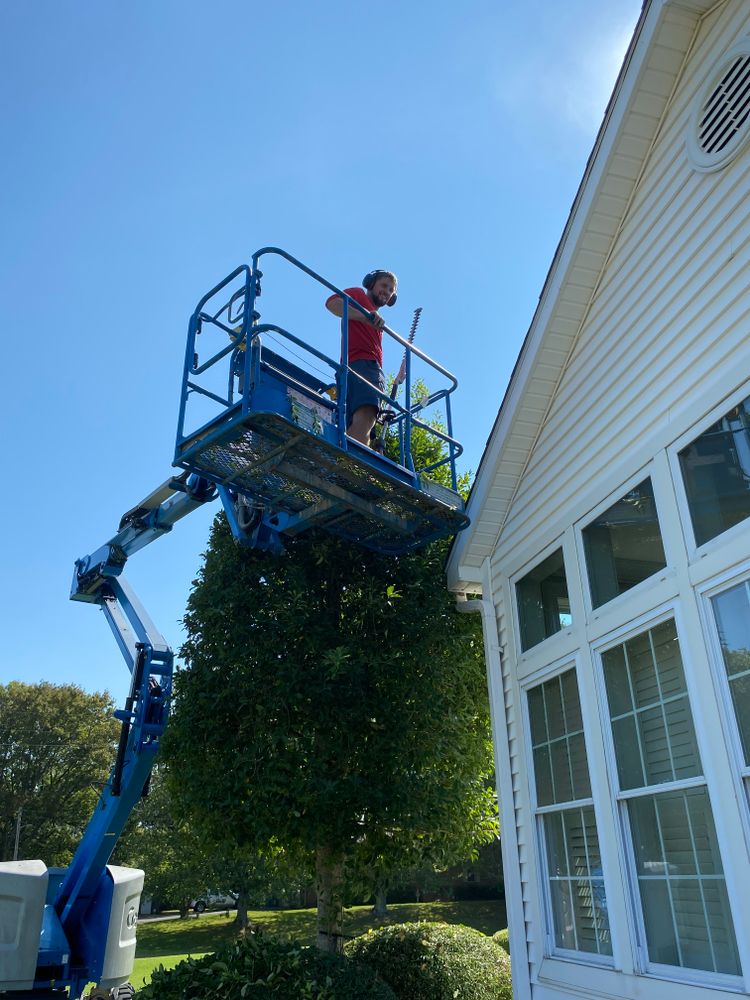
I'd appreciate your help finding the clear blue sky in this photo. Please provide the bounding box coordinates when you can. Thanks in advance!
[0,0,641,704]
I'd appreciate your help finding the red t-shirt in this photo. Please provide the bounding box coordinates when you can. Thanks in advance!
[326,286,382,367]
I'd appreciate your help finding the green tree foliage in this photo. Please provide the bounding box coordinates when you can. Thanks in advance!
[0,681,118,865]
[116,766,307,922]
[114,766,215,917]
[383,377,471,496]
[164,522,496,950]
[164,377,495,950]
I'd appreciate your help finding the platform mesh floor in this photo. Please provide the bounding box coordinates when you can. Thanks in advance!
[182,412,468,553]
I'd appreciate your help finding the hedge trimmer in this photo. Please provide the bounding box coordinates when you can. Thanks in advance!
[372,306,422,453]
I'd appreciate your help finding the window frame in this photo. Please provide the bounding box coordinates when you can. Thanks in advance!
[591,607,745,990]
[668,381,750,561]
[511,537,574,660]
[522,659,615,966]
[574,465,670,620]
[698,560,750,832]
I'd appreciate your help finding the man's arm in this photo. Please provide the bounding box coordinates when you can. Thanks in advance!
[326,294,384,329]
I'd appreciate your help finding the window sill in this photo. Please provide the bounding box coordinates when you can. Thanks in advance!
[538,956,745,998]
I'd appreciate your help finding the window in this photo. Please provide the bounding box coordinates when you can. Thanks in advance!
[601,619,740,976]
[679,394,750,547]
[710,579,750,778]
[528,669,612,958]
[517,548,571,652]
[582,478,666,609]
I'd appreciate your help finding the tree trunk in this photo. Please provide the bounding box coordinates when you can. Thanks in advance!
[371,884,389,917]
[233,888,249,931]
[316,846,345,953]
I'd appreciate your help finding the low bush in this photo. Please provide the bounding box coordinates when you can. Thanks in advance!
[137,931,396,1000]
[346,921,512,1000]
[492,928,510,954]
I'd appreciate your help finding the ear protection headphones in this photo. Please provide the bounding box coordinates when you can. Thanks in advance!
[362,270,398,306]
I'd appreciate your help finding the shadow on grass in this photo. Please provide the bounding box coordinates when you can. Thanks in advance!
[136,899,507,961]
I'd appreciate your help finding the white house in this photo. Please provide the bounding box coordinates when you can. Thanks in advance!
[446,1,750,998]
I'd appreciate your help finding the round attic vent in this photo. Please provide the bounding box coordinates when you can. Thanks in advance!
[688,40,750,172]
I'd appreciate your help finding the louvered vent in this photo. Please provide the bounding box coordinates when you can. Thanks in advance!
[699,55,750,154]
[689,41,750,172]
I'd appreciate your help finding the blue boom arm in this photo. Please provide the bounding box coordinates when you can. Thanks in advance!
[51,474,219,995]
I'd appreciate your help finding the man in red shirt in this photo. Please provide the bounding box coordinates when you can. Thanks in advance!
[325,270,398,446]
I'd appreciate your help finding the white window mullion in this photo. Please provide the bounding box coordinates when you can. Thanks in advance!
[614,774,706,802]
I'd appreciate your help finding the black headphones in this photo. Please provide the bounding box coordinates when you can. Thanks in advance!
[362,269,398,306]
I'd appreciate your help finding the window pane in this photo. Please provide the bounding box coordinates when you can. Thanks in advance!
[529,670,588,805]
[628,789,740,975]
[516,548,571,652]
[568,733,591,801]
[711,581,750,765]
[544,806,612,955]
[611,715,644,788]
[532,677,611,959]
[545,811,568,876]
[528,686,548,745]
[544,676,566,740]
[679,395,750,547]
[602,644,631,717]
[583,478,667,608]
[534,745,554,806]
[544,808,612,957]
[626,630,662,708]
[712,582,750,677]
[550,878,577,950]
[603,620,701,789]
[551,741,574,803]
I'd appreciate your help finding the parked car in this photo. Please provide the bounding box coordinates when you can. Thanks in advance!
[190,890,238,914]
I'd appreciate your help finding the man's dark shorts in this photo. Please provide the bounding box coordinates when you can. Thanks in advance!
[347,360,385,427]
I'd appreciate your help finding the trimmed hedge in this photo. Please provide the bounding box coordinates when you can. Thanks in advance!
[137,932,397,1000]
[492,928,510,955]
[346,922,512,1000]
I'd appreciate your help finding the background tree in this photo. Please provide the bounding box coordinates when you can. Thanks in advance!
[114,765,214,917]
[0,681,118,865]
[116,766,311,924]
[164,524,496,951]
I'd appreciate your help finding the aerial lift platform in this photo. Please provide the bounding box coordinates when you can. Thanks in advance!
[0,248,468,998]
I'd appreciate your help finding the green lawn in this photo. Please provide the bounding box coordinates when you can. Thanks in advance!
[131,900,507,987]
